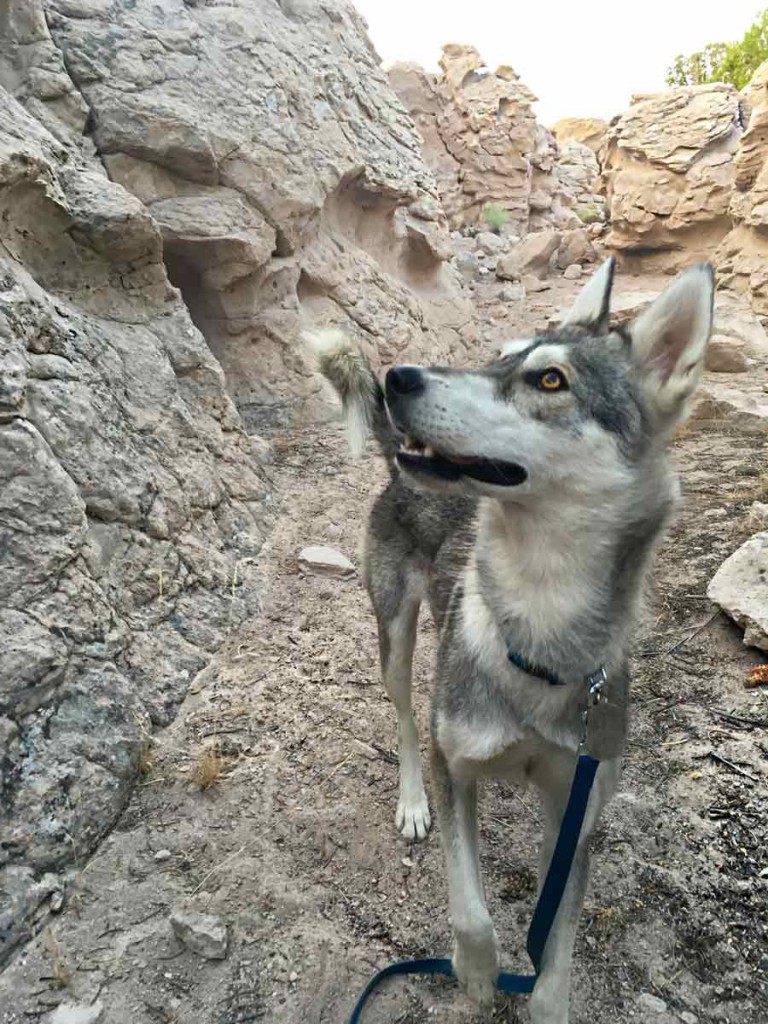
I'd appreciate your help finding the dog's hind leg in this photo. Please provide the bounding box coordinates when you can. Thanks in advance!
[528,757,619,1024]
[368,562,431,840]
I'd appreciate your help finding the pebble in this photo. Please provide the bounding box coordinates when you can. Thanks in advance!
[49,1003,104,1024]
[289,971,298,982]
[563,263,583,279]
[154,849,172,862]
[298,545,355,578]
[170,907,228,960]
[522,274,551,293]
[50,891,64,912]
[680,1012,699,1024]
[637,992,668,1014]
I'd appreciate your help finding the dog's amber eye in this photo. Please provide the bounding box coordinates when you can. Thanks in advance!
[536,368,568,392]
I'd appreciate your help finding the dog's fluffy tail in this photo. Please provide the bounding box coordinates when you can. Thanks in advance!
[303,329,392,458]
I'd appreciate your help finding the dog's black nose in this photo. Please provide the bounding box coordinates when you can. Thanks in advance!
[386,365,425,397]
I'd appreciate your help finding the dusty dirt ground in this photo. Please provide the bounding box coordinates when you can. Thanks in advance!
[2,274,768,1024]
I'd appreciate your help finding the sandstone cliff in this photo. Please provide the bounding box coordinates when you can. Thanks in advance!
[602,84,743,271]
[0,0,468,961]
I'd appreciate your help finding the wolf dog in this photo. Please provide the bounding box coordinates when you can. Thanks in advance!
[306,258,714,1023]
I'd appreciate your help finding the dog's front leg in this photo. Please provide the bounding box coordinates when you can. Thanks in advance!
[529,837,589,1024]
[529,760,619,1024]
[432,739,498,1009]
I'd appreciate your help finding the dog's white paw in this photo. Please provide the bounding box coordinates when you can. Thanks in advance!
[395,791,431,841]
[452,934,498,1011]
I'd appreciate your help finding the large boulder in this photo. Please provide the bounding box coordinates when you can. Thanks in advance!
[602,85,742,272]
[708,533,768,650]
[390,46,578,234]
[496,229,562,280]
[0,0,471,963]
[716,61,768,315]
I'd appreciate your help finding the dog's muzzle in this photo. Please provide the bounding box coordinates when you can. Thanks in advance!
[385,365,528,488]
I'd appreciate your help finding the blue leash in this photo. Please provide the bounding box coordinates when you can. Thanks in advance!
[346,752,600,1023]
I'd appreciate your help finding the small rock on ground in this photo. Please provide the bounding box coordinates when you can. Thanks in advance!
[170,907,228,960]
[563,263,583,279]
[298,545,355,577]
[48,1003,104,1024]
[637,992,668,1014]
[501,283,525,303]
[680,1012,699,1024]
[522,274,551,292]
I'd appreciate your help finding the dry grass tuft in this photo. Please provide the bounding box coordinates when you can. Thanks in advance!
[139,742,154,776]
[733,502,768,540]
[273,409,305,452]
[193,744,222,790]
[43,926,71,988]
[672,420,693,442]
[733,470,768,504]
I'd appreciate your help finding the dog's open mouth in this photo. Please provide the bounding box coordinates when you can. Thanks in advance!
[396,436,527,487]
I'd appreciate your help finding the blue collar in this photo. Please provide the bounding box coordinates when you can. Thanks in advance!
[506,643,565,686]
[506,641,606,691]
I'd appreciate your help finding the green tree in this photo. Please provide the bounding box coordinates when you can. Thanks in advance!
[666,11,768,90]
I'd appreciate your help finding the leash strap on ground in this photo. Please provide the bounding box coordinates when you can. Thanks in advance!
[345,959,536,1024]
[345,753,600,1024]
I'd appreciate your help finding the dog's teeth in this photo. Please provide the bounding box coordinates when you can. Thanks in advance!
[423,445,435,458]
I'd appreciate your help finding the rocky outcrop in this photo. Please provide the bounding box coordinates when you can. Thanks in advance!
[389,46,579,234]
[554,141,605,223]
[33,0,471,433]
[0,0,470,963]
[551,117,608,154]
[708,533,768,650]
[716,62,768,315]
[602,85,742,271]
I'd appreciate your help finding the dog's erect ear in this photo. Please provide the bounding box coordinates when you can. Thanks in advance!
[560,256,615,333]
[628,263,714,430]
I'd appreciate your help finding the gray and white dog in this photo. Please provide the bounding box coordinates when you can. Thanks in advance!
[306,257,713,1023]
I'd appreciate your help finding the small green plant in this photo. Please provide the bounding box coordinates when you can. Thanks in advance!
[481,203,509,234]
[576,206,602,225]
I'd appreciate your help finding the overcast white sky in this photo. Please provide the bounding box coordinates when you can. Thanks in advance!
[353,1,764,124]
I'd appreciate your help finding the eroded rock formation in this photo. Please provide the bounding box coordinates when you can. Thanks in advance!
[554,141,605,222]
[716,61,768,314]
[389,46,579,233]
[602,84,742,271]
[0,0,470,961]
[551,117,608,154]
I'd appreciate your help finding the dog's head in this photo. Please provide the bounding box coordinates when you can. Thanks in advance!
[386,258,714,502]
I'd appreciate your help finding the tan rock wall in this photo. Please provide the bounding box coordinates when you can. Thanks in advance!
[602,84,742,272]
[716,62,768,314]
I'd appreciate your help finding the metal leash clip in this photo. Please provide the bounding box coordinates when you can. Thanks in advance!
[580,666,608,749]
